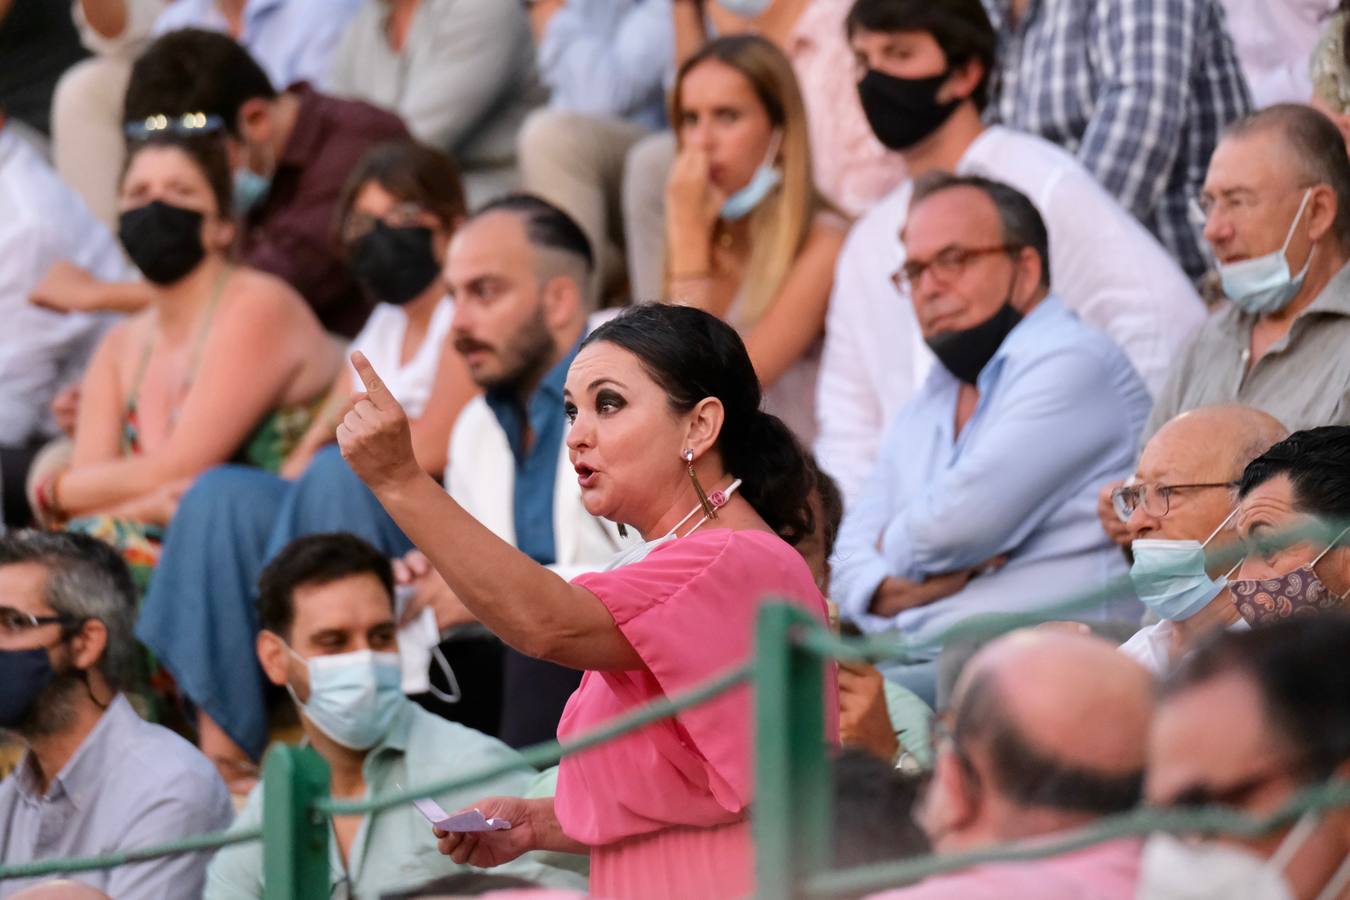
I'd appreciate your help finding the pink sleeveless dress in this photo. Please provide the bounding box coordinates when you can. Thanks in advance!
[555,529,838,900]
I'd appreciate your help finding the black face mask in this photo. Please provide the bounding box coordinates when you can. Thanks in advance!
[925,301,1023,385]
[118,200,207,285]
[349,223,442,306]
[0,646,55,728]
[857,68,962,151]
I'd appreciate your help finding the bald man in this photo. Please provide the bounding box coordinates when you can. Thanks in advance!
[870,630,1154,899]
[7,883,112,900]
[1111,406,1288,675]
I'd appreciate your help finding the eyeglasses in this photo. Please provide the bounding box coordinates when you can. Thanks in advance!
[1111,481,1238,522]
[891,244,1018,295]
[124,112,225,141]
[341,203,433,244]
[0,605,76,638]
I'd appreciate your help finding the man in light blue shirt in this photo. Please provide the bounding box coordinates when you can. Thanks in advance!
[518,0,673,300]
[832,173,1150,704]
[152,0,363,89]
[205,533,586,898]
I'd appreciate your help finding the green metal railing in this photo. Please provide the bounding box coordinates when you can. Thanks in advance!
[2,518,1347,897]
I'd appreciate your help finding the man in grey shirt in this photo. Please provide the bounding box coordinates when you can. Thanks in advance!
[1145,104,1350,441]
[0,532,233,899]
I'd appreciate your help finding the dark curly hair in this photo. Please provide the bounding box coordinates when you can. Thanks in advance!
[1237,425,1350,521]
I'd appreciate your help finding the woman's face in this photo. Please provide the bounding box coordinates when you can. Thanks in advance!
[343,180,453,265]
[119,144,233,253]
[677,58,776,195]
[564,342,703,534]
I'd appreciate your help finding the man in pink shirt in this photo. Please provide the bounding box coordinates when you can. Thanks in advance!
[869,630,1153,899]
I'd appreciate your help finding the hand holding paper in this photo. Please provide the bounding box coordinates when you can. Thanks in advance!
[412,797,511,832]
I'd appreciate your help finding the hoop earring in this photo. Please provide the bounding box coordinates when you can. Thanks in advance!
[683,448,717,519]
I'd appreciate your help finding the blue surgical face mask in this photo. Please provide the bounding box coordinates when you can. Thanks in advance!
[721,132,782,222]
[1217,189,1315,315]
[286,647,402,750]
[717,0,772,15]
[1129,507,1239,621]
[232,166,272,215]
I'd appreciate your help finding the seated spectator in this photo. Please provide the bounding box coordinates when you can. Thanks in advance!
[51,0,166,228]
[664,34,848,443]
[1147,105,1350,440]
[1227,426,1350,625]
[151,0,363,89]
[204,533,585,898]
[328,0,541,208]
[818,0,1205,502]
[1110,406,1288,676]
[831,174,1150,704]
[31,132,340,586]
[980,0,1250,280]
[37,29,408,338]
[0,532,232,899]
[1142,615,1350,899]
[868,630,1153,899]
[136,140,475,786]
[1,112,129,528]
[137,195,622,785]
[626,0,905,300]
[517,0,673,301]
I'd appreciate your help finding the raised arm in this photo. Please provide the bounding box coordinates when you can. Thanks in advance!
[339,352,642,672]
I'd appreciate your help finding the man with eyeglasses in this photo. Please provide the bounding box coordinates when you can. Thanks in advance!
[831,172,1150,705]
[869,629,1154,899]
[1142,103,1350,445]
[1109,405,1288,676]
[1141,614,1350,899]
[815,0,1204,504]
[0,531,232,900]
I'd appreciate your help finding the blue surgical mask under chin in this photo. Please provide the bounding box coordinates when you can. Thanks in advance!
[716,0,772,16]
[1128,508,1238,622]
[287,647,403,750]
[232,166,272,215]
[721,133,783,222]
[1217,189,1314,315]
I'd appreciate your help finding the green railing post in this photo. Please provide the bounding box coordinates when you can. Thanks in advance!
[754,601,831,899]
[261,744,330,900]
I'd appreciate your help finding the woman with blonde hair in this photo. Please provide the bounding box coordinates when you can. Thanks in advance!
[663,34,847,443]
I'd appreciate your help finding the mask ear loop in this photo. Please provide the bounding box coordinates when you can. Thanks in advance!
[1308,522,1350,599]
[425,642,462,705]
[1267,810,1319,875]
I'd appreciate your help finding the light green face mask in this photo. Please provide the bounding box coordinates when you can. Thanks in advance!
[1128,507,1239,621]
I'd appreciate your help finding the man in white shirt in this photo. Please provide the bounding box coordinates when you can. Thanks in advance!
[0,114,128,526]
[817,0,1205,502]
[0,532,233,900]
[1111,405,1286,676]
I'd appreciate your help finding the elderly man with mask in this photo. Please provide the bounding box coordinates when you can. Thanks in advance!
[1113,405,1288,675]
[831,172,1150,704]
[868,630,1154,898]
[1225,426,1350,625]
[1145,104,1350,441]
[1143,615,1350,899]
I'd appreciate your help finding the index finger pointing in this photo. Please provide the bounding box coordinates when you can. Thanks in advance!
[351,351,395,409]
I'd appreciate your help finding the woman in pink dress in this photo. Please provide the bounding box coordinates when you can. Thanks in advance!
[338,302,837,899]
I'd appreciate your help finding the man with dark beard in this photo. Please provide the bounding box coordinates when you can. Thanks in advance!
[0,532,231,900]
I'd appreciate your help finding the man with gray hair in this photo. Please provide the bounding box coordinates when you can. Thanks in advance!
[0,532,232,900]
[832,173,1151,705]
[1144,103,1350,442]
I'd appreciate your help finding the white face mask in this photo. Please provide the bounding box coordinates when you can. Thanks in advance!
[605,478,743,570]
[1138,812,1350,900]
[286,647,403,750]
[1216,189,1315,316]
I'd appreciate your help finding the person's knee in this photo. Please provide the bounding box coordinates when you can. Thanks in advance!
[53,56,130,123]
[518,108,591,174]
[176,465,287,528]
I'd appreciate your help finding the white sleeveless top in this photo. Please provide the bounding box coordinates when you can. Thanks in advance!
[347,298,454,418]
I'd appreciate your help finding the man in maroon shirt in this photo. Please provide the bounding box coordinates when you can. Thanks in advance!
[33,28,407,338]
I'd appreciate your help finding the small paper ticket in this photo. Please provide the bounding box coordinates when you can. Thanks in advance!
[412,797,511,832]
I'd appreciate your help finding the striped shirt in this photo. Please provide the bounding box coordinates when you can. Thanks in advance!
[981,0,1251,281]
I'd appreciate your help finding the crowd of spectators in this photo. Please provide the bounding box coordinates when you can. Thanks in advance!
[2,0,1350,898]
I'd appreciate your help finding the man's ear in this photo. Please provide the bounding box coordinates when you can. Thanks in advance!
[939,56,985,106]
[542,272,584,330]
[234,97,272,147]
[924,746,980,847]
[256,629,293,690]
[68,618,108,674]
[1306,183,1339,245]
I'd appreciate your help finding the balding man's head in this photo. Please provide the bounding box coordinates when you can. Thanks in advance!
[1127,406,1288,543]
[927,630,1153,848]
[7,882,113,900]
